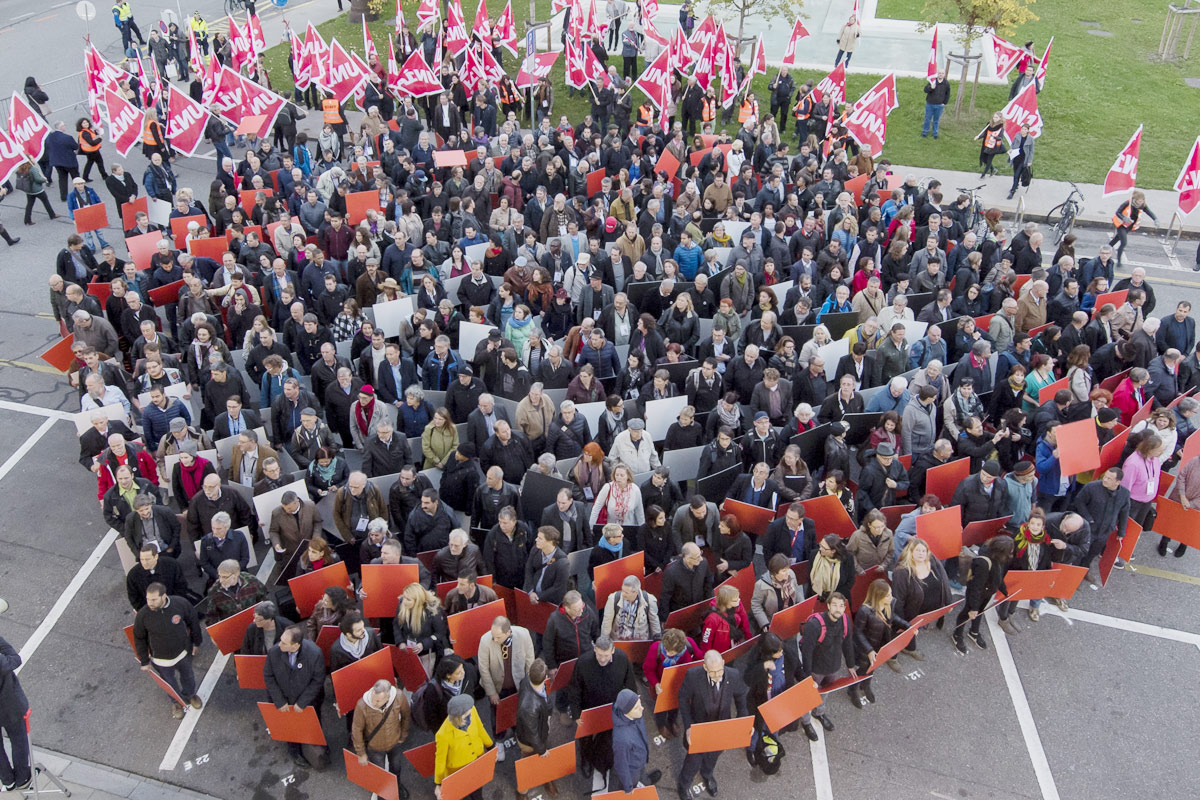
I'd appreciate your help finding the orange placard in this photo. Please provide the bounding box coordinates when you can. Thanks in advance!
[574,703,614,738]
[1091,290,1128,316]
[1001,569,1058,603]
[1158,472,1176,499]
[265,216,302,255]
[238,188,273,215]
[1038,376,1069,405]
[769,595,819,640]
[343,748,400,800]
[147,278,185,306]
[612,639,653,665]
[720,498,775,536]
[389,644,430,692]
[817,673,870,695]
[800,494,856,537]
[686,716,755,753]
[361,564,421,618]
[235,114,268,136]
[169,214,207,243]
[1151,496,1200,548]
[38,335,76,373]
[147,666,187,705]
[234,654,267,689]
[865,628,918,673]
[123,624,137,656]
[663,597,709,636]
[1046,564,1088,600]
[514,589,557,634]
[74,203,109,234]
[908,600,961,630]
[446,599,506,659]
[120,196,148,229]
[436,574,493,602]
[495,692,519,733]
[594,788,659,800]
[87,281,113,305]
[550,658,575,692]
[593,552,645,609]
[404,741,437,778]
[914,506,963,560]
[515,741,576,793]
[688,147,712,167]
[256,702,327,745]
[1096,427,1132,475]
[925,458,969,507]
[1100,522,1142,586]
[188,236,230,261]
[846,173,869,205]
[332,647,396,716]
[586,170,605,196]
[719,634,759,666]
[654,149,680,178]
[441,747,497,800]
[315,625,341,665]
[205,604,258,655]
[1055,417,1100,477]
[653,660,703,712]
[962,516,1012,548]
[758,676,822,733]
[125,231,164,270]
[1128,399,1154,429]
[288,562,353,617]
[346,190,384,225]
[433,150,469,167]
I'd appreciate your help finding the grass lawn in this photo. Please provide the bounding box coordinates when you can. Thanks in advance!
[264,0,1194,192]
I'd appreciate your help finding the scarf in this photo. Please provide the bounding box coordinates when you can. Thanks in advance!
[772,574,796,607]
[354,399,375,436]
[809,553,841,597]
[442,678,463,696]
[577,461,604,496]
[313,459,337,483]
[180,460,207,499]
[610,483,631,522]
[598,536,623,554]
[509,315,531,329]
[1013,522,1046,558]
[340,632,369,659]
[716,404,740,429]
[616,593,640,640]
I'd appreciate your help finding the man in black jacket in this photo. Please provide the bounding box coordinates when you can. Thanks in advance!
[240,601,294,655]
[658,543,713,622]
[515,660,556,794]
[761,502,816,564]
[0,635,31,791]
[525,526,570,606]
[126,546,193,610]
[856,443,910,513]
[798,592,854,735]
[539,488,591,554]
[922,70,950,138]
[909,439,953,500]
[1044,512,1093,611]
[481,420,535,484]
[264,625,328,767]
[541,589,600,720]
[951,461,1011,525]
[472,468,521,532]
[569,637,639,790]
[133,583,204,719]
[675,650,749,800]
[1074,468,1131,582]
[403,489,456,555]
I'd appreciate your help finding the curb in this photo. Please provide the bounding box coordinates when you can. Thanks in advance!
[31,747,222,800]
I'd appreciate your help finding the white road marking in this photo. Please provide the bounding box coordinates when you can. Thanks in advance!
[1037,606,1200,645]
[0,399,75,420]
[808,731,834,800]
[986,613,1061,800]
[17,527,120,673]
[0,417,61,487]
[158,549,277,771]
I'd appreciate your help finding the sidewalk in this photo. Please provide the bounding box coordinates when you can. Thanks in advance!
[22,748,221,800]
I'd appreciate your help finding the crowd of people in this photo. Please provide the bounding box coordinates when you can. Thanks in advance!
[19,2,1200,800]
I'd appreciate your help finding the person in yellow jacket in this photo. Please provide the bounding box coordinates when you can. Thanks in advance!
[434,695,492,800]
[112,0,145,51]
[189,12,209,55]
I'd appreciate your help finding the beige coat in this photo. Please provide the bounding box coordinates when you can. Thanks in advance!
[477,625,536,699]
[515,396,556,445]
[837,22,861,52]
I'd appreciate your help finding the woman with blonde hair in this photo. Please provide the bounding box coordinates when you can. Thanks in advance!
[699,584,752,652]
[850,579,910,704]
[890,538,949,660]
[589,463,645,527]
[394,582,451,674]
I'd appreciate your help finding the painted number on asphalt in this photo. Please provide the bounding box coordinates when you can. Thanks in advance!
[904,668,925,680]
[281,774,295,786]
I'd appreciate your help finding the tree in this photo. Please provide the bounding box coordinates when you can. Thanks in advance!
[914,0,1038,115]
[702,0,805,59]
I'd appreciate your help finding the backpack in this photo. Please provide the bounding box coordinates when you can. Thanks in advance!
[809,612,849,642]
[958,553,991,592]
[409,681,438,731]
[753,731,786,774]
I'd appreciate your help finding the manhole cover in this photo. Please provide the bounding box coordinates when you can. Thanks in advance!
[1087,29,1114,36]
[1186,78,1200,88]
[1080,20,1101,27]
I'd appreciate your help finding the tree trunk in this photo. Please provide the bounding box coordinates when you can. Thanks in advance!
[737,7,747,57]
[349,0,379,23]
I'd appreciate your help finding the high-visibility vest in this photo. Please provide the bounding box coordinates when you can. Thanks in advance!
[498,81,521,105]
[322,98,343,125]
[142,117,160,145]
[793,95,812,121]
[738,99,757,124]
[983,127,1001,150]
[79,129,102,153]
[636,104,653,126]
[113,2,132,21]
[701,97,715,122]
[190,16,208,40]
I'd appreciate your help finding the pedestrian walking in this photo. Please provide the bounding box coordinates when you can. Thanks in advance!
[133,583,204,719]
[835,16,860,66]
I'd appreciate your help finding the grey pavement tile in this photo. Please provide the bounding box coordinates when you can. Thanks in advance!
[59,762,142,797]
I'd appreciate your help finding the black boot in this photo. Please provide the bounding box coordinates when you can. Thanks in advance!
[862,684,876,704]
[953,636,968,655]
[847,686,864,709]
[802,721,819,741]
[1176,544,1188,558]
[0,226,17,245]
[1158,536,1170,556]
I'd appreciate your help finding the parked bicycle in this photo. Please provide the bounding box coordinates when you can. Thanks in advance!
[1046,182,1084,244]
[956,184,989,239]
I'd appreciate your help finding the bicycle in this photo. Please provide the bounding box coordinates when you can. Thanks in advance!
[1046,181,1084,245]
[225,0,252,16]
[955,184,988,239]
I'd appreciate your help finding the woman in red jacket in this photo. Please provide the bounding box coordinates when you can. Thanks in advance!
[699,585,752,653]
[1111,368,1151,426]
[642,628,702,738]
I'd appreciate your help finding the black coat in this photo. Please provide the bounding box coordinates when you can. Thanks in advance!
[677,665,749,735]
[541,605,600,669]
[264,639,326,708]
[891,560,951,621]
[857,458,910,512]
[800,611,855,677]
[523,546,570,605]
[239,616,295,655]
[0,637,29,722]
[658,557,714,622]
[567,650,637,718]
[761,516,817,563]
[951,474,1011,525]
[515,677,551,753]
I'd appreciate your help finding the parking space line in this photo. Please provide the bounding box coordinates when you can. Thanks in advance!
[1124,563,1200,587]
[1038,606,1200,646]
[0,399,74,420]
[986,614,1061,800]
[17,528,120,673]
[808,732,833,800]
[159,549,277,771]
[0,358,70,376]
[0,417,61,485]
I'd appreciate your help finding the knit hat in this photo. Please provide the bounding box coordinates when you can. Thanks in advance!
[1097,408,1120,423]
[614,688,640,716]
[981,460,1002,477]
[169,417,187,432]
[1012,460,1035,476]
[447,695,475,718]
[360,385,376,396]
[458,443,478,459]
[178,440,199,456]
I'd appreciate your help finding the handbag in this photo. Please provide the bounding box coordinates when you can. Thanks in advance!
[1020,165,1033,186]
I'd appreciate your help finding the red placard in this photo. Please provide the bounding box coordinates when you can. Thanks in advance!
[433,150,469,167]
[974,313,995,332]
[1055,417,1100,477]
[288,562,353,617]
[436,574,493,602]
[446,599,506,659]
[235,114,268,136]
[925,458,969,507]
[817,673,870,695]
[147,666,187,705]
[1099,368,1131,393]
[1100,523,1142,586]
[205,604,258,655]
[593,552,645,609]
[513,589,557,634]
[867,627,918,673]
[663,597,710,636]
[687,716,755,753]
[800,494,856,538]
[169,214,207,243]
[1012,274,1032,293]
[389,644,430,692]
[125,231,164,270]
[87,281,113,305]
[332,647,396,716]
[188,236,230,261]
[846,173,869,204]
[1038,376,1069,405]
[346,190,384,225]
[73,203,109,234]
[1090,290,1128,317]
[1128,399,1154,429]
[612,639,653,665]
[257,702,327,745]
[574,703,614,738]
[1152,496,1200,549]
[238,188,273,215]
[315,624,341,665]
[1001,569,1058,602]
[515,741,576,793]
[962,517,1012,548]
[719,634,760,666]
[404,741,437,778]
[879,504,916,532]
[441,748,497,800]
[495,692,519,733]
[653,660,704,712]
[38,335,77,373]
[120,196,148,229]
[147,278,185,306]
[720,498,775,536]
[914,505,963,560]
[586,170,605,196]
[344,748,401,800]
[757,676,822,732]
[550,658,575,692]
[1096,427,1132,475]
[594,789,658,800]
[715,567,755,605]
[361,564,421,618]
[234,654,267,689]
[1046,565,1088,600]
[654,149,680,179]
[123,624,136,656]
[768,595,820,640]
[909,601,961,630]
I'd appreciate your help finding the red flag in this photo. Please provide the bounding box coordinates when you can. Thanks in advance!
[1174,137,1200,216]
[207,65,247,124]
[188,24,205,77]
[810,62,845,107]
[564,41,588,90]
[238,76,287,138]
[845,88,890,155]
[783,19,811,65]
[567,0,585,45]
[515,52,559,89]
[0,129,25,186]
[395,0,406,35]
[687,15,717,51]
[633,48,671,108]
[859,72,898,113]
[1034,36,1053,90]
[584,44,611,88]
[362,17,378,65]
[551,0,568,11]
[749,33,767,79]
[473,0,492,46]
[990,33,1023,78]
[387,37,403,96]
[717,25,739,109]
[395,49,445,98]
[691,29,716,91]
[1000,80,1042,141]
[495,1,518,56]
[641,0,667,45]
[446,0,470,56]
[927,25,939,86]
[670,27,698,76]
[301,23,329,89]
[460,44,486,94]
[8,93,49,161]
[416,0,440,31]
[102,87,142,157]
[479,42,507,83]
[247,12,267,56]
[325,39,371,104]
[164,83,208,157]
[228,16,252,72]
[1103,125,1143,198]
[291,30,311,89]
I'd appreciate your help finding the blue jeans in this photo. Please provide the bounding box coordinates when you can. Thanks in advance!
[155,652,197,706]
[0,713,31,787]
[923,103,945,136]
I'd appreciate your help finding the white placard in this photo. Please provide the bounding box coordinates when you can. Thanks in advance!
[723,221,750,243]
[642,396,688,442]
[900,320,929,344]
[817,339,851,380]
[136,381,190,410]
[661,444,706,483]
[147,197,173,227]
[458,320,495,359]
[465,243,489,264]
[708,247,732,268]
[372,296,416,337]
[251,479,311,533]
[443,272,469,303]
[768,280,794,309]
[574,401,608,436]
[72,403,128,435]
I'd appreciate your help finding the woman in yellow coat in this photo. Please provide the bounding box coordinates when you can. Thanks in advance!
[434,694,493,800]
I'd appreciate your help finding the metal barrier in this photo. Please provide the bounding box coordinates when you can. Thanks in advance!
[1164,211,1185,256]
[0,71,91,130]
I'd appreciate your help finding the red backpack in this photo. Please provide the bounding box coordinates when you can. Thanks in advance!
[808,612,850,642]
